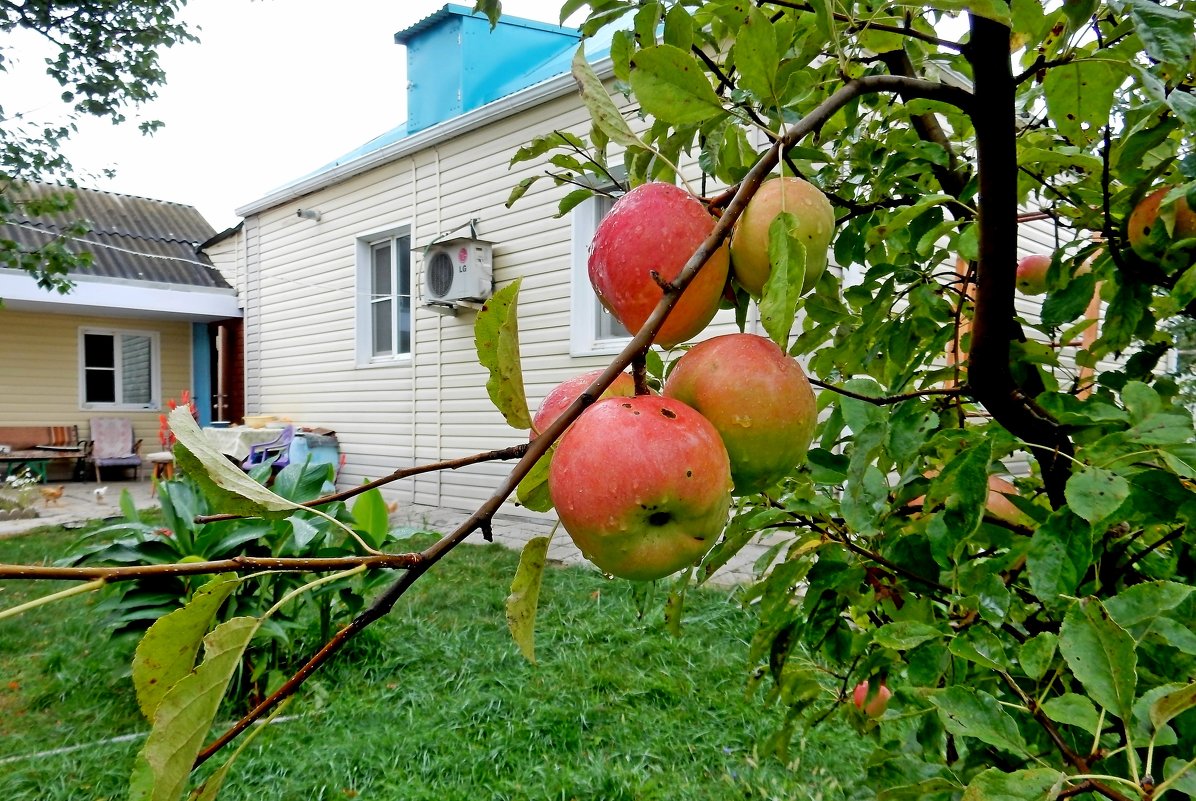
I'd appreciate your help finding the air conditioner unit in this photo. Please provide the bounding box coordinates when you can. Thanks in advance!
[421,237,493,303]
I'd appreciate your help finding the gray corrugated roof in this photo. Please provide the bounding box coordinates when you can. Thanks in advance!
[1,182,231,289]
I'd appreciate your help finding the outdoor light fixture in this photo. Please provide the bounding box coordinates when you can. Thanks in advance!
[296,208,322,221]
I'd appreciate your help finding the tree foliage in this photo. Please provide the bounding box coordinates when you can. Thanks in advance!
[0,1,195,293]
[3,0,1196,799]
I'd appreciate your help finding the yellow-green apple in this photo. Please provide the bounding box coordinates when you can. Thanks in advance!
[548,395,732,581]
[530,369,636,440]
[588,182,729,349]
[729,177,835,297]
[1015,254,1052,295]
[663,333,817,495]
[852,680,892,716]
[1128,186,1196,258]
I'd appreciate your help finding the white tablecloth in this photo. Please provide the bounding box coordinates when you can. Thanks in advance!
[202,426,287,462]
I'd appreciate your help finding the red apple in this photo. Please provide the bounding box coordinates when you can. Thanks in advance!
[1128,186,1196,258]
[548,395,732,581]
[729,177,835,298]
[1015,254,1052,295]
[588,182,730,349]
[664,333,817,495]
[530,369,636,440]
[852,680,892,716]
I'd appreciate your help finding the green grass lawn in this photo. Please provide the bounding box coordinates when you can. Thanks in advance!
[0,524,865,800]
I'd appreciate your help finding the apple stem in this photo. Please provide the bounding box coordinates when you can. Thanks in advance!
[632,354,650,396]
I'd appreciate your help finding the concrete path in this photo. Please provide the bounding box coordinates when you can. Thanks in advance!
[0,479,158,538]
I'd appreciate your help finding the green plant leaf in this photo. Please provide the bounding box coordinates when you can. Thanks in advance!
[120,487,140,522]
[1041,693,1101,736]
[1040,273,1098,326]
[506,175,540,208]
[1026,508,1093,606]
[1150,681,1196,732]
[733,7,778,101]
[1124,0,1195,69]
[129,616,259,801]
[931,686,1028,756]
[131,574,241,722]
[475,278,533,430]
[1064,466,1130,523]
[628,44,725,125]
[950,628,1011,671]
[516,446,554,513]
[1019,632,1058,680]
[873,621,943,650]
[570,46,642,149]
[961,767,1065,801]
[170,409,300,519]
[759,213,806,348]
[506,535,552,664]
[1163,756,1196,796]
[188,698,292,801]
[1059,598,1137,722]
[1105,580,1193,628]
[350,488,390,550]
[1043,60,1124,143]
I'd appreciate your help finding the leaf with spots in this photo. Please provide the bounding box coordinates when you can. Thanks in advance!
[571,46,643,150]
[1043,59,1125,143]
[930,686,1029,756]
[759,212,806,349]
[506,535,552,663]
[475,278,533,430]
[1065,466,1129,523]
[629,44,725,125]
[1059,598,1137,722]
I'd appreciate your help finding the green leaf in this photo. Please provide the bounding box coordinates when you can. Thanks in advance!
[1106,580,1193,628]
[350,488,390,549]
[1125,0,1195,70]
[1163,756,1196,796]
[1026,508,1093,606]
[1040,273,1098,326]
[516,446,554,513]
[571,46,643,150]
[629,45,725,125]
[506,175,540,208]
[733,7,778,101]
[1149,682,1196,732]
[129,616,259,801]
[1170,90,1196,129]
[170,409,301,519]
[925,440,993,565]
[931,686,1028,756]
[1019,632,1058,680]
[1043,60,1124,143]
[867,195,955,245]
[1059,598,1137,722]
[1041,693,1101,736]
[506,535,552,664]
[873,621,943,650]
[188,698,291,801]
[961,767,1065,801]
[1065,466,1130,523]
[556,187,594,218]
[475,278,533,430]
[759,213,807,348]
[894,0,1011,23]
[120,487,140,522]
[950,628,1010,671]
[132,574,241,722]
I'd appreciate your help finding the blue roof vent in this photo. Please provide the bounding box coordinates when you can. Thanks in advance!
[394,3,581,135]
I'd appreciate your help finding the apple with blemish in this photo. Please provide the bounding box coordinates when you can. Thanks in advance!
[588,182,730,349]
[1015,254,1052,295]
[548,395,732,581]
[1128,186,1196,259]
[664,333,817,495]
[530,369,636,440]
[729,177,835,297]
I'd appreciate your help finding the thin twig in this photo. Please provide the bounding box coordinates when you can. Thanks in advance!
[0,553,421,582]
[195,443,530,523]
[809,378,968,405]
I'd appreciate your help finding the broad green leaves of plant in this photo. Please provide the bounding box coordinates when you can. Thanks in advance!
[350,488,390,550]
[628,45,725,125]
[516,447,554,512]
[129,615,260,801]
[506,535,552,663]
[570,46,643,150]
[759,212,807,348]
[1059,598,1137,723]
[132,574,241,721]
[475,278,533,430]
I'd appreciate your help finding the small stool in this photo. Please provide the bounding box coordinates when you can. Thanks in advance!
[146,451,175,496]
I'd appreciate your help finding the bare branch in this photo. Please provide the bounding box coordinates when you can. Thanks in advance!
[0,553,421,582]
[809,378,968,405]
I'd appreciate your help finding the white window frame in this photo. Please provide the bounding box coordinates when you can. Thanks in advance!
[77,327,161,411]
[570,192,632,356]
[355,224,413,367]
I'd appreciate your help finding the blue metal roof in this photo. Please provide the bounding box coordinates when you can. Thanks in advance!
[277,5,613,193]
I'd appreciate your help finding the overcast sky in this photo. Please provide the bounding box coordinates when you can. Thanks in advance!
[1,0,572,231]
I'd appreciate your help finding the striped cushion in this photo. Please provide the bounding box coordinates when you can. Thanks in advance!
[48,426,75,447]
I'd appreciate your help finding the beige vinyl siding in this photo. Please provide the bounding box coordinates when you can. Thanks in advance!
[0,309,192,455]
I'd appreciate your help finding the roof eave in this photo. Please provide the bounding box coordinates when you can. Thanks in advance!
[235,57,615,218]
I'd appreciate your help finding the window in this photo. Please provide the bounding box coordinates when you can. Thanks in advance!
[357,228,412,364]
[570,193,631,356]
[79,329,160,409]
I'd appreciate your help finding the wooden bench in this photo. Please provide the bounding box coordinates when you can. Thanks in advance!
[0,425,87,482]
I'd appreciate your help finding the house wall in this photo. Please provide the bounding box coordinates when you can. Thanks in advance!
[0,309,193,467]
